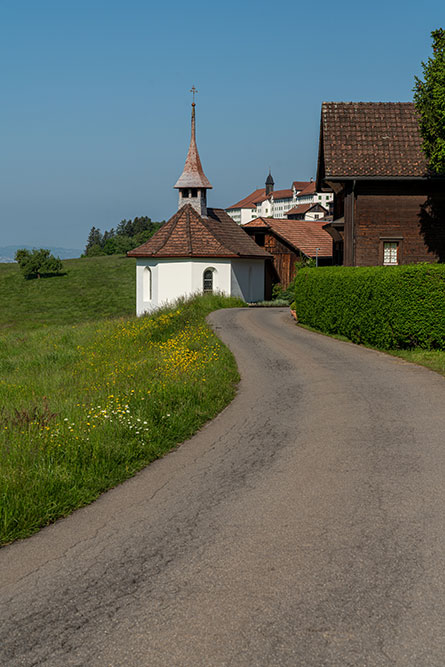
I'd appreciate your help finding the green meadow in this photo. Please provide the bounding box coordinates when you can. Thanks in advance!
[0,255,136,330]
[0,257,242,545]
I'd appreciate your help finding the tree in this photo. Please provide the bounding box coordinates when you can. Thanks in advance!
[15,248,63,279]
[414,28,445,174]
[84,226,103,255]
[82,216,163,257]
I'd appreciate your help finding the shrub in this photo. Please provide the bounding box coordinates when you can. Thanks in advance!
[294,264,445,349]
[15,248,63,280]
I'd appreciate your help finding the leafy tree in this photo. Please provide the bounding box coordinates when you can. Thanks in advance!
[15,248,63,280]
[414,28,445,174]
[83,216,163,257]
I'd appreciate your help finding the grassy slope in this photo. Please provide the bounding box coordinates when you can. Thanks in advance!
[0,255,135,330]
[0,257,243,544]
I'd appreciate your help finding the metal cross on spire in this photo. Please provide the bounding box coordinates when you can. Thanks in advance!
[190,85,198,105]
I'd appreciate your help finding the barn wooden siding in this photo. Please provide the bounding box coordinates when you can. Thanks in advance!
[341,181,445,266]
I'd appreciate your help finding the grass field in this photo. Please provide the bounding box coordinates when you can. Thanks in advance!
[0,255,136,330]
[0,257,243,545]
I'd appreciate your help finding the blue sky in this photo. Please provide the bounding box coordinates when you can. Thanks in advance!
[1,0,443,250]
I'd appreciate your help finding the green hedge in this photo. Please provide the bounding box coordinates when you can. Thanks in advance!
[294,264,445,349]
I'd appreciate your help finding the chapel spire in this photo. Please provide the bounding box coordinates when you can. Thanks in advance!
[174,87,212,217]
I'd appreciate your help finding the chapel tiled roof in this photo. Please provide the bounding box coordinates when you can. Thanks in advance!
[227,188,265,209]
[318,102,428,180]
[128,204,271,259]
[244,217,332,258]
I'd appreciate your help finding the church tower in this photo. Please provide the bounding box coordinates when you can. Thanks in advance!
[174,87,212,217]
[265,170,274,196]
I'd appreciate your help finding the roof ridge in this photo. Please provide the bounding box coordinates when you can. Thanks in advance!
[200,213,235,254]
[154,207,182,254]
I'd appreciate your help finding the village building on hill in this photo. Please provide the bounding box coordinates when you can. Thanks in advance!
[128,95,271,314]
[226,175,333,225]
[317,102,445,266]
[243,217,333,288]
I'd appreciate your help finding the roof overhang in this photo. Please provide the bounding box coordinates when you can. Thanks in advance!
[324,175,430,181]
[128,253,270,260]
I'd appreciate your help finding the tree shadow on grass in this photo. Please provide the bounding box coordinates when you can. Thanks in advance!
[25,272,68,280]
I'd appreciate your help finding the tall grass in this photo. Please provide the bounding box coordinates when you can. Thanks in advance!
[0,294,243,545]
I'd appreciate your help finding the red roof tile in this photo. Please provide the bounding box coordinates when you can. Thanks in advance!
[244,217,332,258]
[292,181,311,191]
[296,181,316,196]
[128,205,271,259]
[271,189,293,200]
[286,203,327,216]
[318,102,428,179]
[227,188,265,209]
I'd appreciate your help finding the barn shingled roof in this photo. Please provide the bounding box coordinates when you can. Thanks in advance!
[317,102,428,183]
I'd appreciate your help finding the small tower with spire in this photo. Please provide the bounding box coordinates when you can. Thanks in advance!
[174,87,212,217]
[265,169,274,196]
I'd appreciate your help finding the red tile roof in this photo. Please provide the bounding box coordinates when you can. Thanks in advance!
[128,204,271,259]
[292,181,311,191]
[286,203,319,215]
[296,181,316,196]
[244,217,332,258]
[243,217,270,228]
[318,102,428,180]
[228,186,295,208]
[227,188,265,209]
[271,189,293,200]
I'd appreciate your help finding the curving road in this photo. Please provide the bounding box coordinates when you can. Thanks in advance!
[2,308,445,666]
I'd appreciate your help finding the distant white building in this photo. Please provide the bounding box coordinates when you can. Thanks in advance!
[226,173,333,224]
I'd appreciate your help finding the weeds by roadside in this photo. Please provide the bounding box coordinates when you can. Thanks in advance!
[0,294,243,545]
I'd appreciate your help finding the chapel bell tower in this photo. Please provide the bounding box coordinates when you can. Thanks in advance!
[174,86,212,217]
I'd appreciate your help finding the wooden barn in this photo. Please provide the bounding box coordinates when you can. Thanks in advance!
[317,102,445,266]
[243,217,333,289]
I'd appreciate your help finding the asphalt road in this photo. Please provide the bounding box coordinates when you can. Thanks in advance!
[2,307,445,666]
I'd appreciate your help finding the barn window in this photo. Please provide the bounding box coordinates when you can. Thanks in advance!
[143,266,152,300]
[383,242,399,265]
[203,268,214,293]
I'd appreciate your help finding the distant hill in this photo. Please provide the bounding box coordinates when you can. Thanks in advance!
[0,245,82,263]
[0,255,135,331]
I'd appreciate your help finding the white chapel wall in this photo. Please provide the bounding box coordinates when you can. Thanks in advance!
[136,260,159,315]
[190,259,231,296]
[231,259,264,302]
[136,258,234,316]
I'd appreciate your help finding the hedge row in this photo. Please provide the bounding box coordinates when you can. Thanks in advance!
[294,264,445,350]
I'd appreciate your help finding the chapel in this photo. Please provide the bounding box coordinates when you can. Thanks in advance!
[128,92,271,315]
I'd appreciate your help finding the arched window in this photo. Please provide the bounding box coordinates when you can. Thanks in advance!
[143,266,152,301]
[203,268,214,293]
